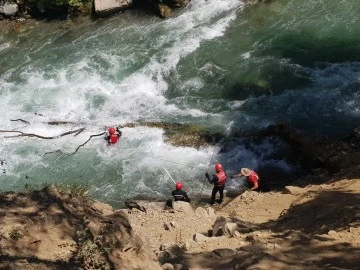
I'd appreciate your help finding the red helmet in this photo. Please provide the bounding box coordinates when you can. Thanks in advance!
[175,182,183,190]
[215,163,223,172]
[108,127,116,134]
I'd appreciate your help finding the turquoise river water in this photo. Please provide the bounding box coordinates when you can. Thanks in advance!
[1,0,359,206]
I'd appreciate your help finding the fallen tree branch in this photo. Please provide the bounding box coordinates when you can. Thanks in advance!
[10,119,30,124]
[68,132,105,156]
[0,127,86,139]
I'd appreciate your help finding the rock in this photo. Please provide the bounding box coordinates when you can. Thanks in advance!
[233,231,242,238]
[162,263,174,270]
[134,201,166,212]
[224,222,239,237]
[212,216,230,236]
[164,222,175,231]
[156,3,172,18]
[213,248,238,257]
[195,207,208,218]
[245,234,256,243]
[94,0,133,16]
[172,201,194,214]
[91,201,114,215]
[1,2,19,16]
[206,207,216,218]
[328,230,339,238]
[284,186,306,195]
[172,264,184,270]
[193,233,208,242]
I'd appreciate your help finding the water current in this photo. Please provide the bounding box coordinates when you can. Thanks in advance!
[1,0,359,206]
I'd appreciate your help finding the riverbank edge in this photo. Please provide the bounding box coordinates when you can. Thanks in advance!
[1,164,359,269]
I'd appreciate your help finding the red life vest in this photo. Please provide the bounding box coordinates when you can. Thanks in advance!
[109,134,119,144]
[215,171,226,186]
[247,170,259,185]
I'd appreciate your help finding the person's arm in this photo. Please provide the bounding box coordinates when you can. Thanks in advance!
[251,181,259,191]
[205,173,218,184]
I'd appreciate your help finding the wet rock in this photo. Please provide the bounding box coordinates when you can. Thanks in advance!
[156,3,172,18]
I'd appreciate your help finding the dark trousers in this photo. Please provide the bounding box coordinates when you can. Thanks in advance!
[211,185,225,204]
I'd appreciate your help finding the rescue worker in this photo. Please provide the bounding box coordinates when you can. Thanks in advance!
[205,163,227,204]
[105,127,122,144]
[171,182,190,203]
[233,167,260,191]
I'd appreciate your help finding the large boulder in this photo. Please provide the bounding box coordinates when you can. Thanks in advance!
[172,201,194,214]
[94,0,133,16]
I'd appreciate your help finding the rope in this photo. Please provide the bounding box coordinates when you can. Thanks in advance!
[149,143,176,184]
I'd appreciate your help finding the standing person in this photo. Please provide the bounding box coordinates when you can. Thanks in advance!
[205,163,227,204]
[172,182,190,203]
[233,167,260,191]
[105,127,122,144]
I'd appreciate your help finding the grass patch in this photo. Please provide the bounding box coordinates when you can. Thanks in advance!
[9,229,23,241]
[54,184,91,198]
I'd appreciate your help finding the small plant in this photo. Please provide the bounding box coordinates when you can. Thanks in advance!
[9,229,23,241]
[55,184,91,198]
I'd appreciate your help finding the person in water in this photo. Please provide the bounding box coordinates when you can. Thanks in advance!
[105,127,122,144]
[172,182,190,203]
[205,163,227,204]
[233,167,261,191]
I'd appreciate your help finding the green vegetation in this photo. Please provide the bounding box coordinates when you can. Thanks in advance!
[54,184,91,198]
[26,0,93,11]
[9,229,23,241]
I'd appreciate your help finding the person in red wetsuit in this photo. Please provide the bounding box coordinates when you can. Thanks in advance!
[205,163,227,204]
[105,127,122,145]
[234,167,260,191]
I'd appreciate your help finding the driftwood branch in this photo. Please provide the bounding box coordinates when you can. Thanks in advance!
[10,119,30,124]
[68,132,105,156]
[0,127,86,139]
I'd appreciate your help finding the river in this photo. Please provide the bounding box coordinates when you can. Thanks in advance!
[1,0,359,206]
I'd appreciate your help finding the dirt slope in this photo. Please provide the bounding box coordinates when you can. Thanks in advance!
[127,176,360,270]
[0,175,358,269]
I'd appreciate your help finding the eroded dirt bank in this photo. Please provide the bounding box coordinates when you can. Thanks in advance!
[0,168,359,269]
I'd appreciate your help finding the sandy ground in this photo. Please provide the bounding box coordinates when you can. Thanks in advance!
[127,177,360,270]
[0,176,359,269]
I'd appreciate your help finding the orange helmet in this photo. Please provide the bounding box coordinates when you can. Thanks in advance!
[215,163,223,172]
[108,127,116,134]
[175,182,183,190]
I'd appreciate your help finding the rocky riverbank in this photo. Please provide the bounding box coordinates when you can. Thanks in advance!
[0,165,359,269]
[0,0,274,22]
